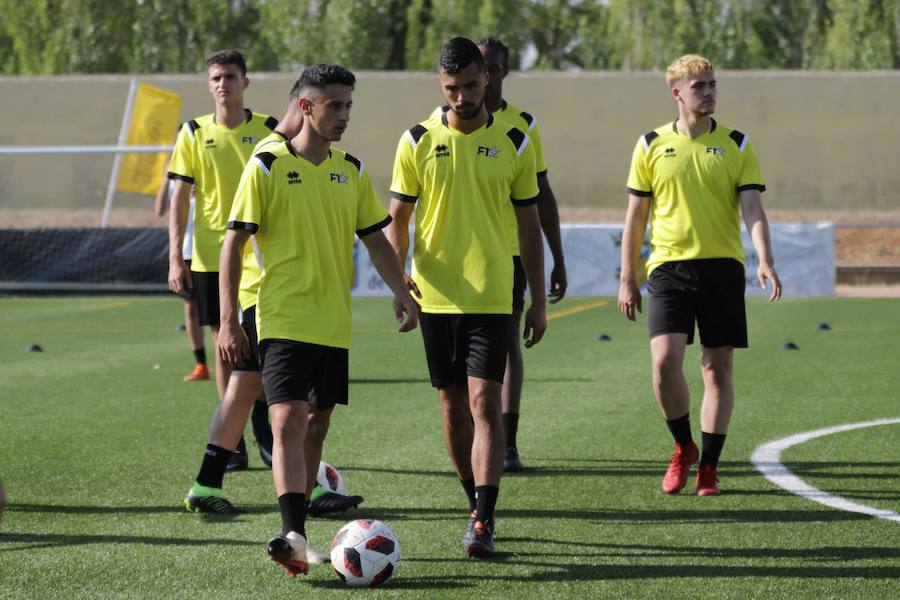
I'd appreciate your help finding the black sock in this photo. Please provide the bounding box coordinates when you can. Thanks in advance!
[700,431,727,468]
[460,478,476,511]
[250,400,272,448]
[665,413,693,446]
[196,444,232,489]
[193,347,206,365]
[278,492,307,537]
[502,413,519,449]
[233,436,247,455]
[474,485,499,528]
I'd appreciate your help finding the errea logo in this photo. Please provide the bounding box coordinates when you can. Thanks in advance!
[477,145,498,158]
[330,173,349,184]
[434,144,450,158]
[286,171,302,184]
[664,147,676,158]
[204,138,216,150]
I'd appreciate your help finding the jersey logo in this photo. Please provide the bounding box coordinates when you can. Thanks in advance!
[706,146,725,156]
[477,145,498,158]
[241,136,258,144]
[330,173,349,184]
[434,144,450,158]
[204,138,216,150]
[664,147,676,158]
[286,171,302,185]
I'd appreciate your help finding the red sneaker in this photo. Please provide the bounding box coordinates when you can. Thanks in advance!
[695,464,720,496]
[183,363,210,381]
[661,441,699,494]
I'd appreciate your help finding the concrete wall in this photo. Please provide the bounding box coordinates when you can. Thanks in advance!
[1,71,898,213]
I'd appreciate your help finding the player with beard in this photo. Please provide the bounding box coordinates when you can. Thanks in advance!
[387,37,547,558]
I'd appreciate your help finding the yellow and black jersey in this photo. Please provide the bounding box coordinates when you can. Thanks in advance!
[626,118,765,275]
[168,109,278,273]
[391,112,539,314]
[430,101,546,256]
[235,130,291,310]
[228,142,390,349]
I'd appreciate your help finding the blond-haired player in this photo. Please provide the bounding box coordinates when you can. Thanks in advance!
[618,54,781,496]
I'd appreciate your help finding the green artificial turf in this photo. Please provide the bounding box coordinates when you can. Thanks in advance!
[0,296,898,599]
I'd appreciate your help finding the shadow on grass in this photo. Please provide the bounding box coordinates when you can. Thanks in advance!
[0,531,256,552]
[6,503,279,516]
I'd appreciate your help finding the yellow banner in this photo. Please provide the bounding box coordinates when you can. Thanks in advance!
[116,83,181,195]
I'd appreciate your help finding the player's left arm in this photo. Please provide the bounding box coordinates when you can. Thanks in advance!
[740,189,782,301]
[154,171,171,218]
[361,230,419,332]
[515,204,547,348]
[536,173,566,303]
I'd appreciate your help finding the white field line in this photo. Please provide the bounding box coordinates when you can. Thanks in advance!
[750,417,900,523]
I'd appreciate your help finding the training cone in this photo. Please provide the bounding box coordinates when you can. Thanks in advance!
[596,334,612,342]
[816,323,831,331]
[780,342,799,350]
[26,344,43,352]
[176,323,187,332]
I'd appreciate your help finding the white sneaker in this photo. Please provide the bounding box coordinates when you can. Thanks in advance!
[267,531,309,576]
[306,540,327,565]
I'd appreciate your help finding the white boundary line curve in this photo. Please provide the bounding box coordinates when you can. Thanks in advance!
[750,417,900,523]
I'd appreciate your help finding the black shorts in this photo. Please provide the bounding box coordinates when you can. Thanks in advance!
[647,258,747,348]
[419,313,510,388]
[190,270,220,327]
[512,256,526,314]
[259,339,348,408]
[233,306,260,372]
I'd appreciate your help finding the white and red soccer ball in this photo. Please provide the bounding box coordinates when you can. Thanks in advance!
[330,519,401,587]
[316,461,345,495]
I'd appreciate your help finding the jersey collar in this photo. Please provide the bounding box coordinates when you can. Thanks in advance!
[672,117,717,135]
[212,108,253,126]
[284,140,332,163]
[441,111,494,131]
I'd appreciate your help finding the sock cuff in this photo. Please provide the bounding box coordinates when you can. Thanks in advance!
[191,482,224,497]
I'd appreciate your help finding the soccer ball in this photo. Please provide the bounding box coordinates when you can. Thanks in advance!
[316,461,345,495]
[330,519,401,587]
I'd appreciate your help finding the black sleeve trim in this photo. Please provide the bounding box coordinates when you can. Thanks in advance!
[168,172,194,183]
[643,131,659,146]
[390,191,418,204]
[256,151,278,172]
[356,215,393,238]
[626,186,652,197]
[506,127,526,152]
[264,116,279,130]
[536,169,548,178]
[511,194,539,207]
[519,111,535,128]
[187,119,201,134]
[227,221,259,233]
[729,129,746,148]
[344,152,362,173]
[408,124,428,145]
[737,183,766,193]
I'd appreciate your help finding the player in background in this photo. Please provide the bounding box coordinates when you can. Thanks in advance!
[476,37,566,472]
[218,64,418,576]
[387,37,546,558]
[618,54,781,496]
[167,49,277,472]
[154,162,209,382]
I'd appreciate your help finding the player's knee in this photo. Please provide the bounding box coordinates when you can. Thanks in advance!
[652,352,683,379]
[270,403,308,439]
[701,362,733,389]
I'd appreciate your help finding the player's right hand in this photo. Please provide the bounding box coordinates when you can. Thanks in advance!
[168,260,193,299]
[618,279,642,321]
[523,302,547,348]
[217,320,250,367]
